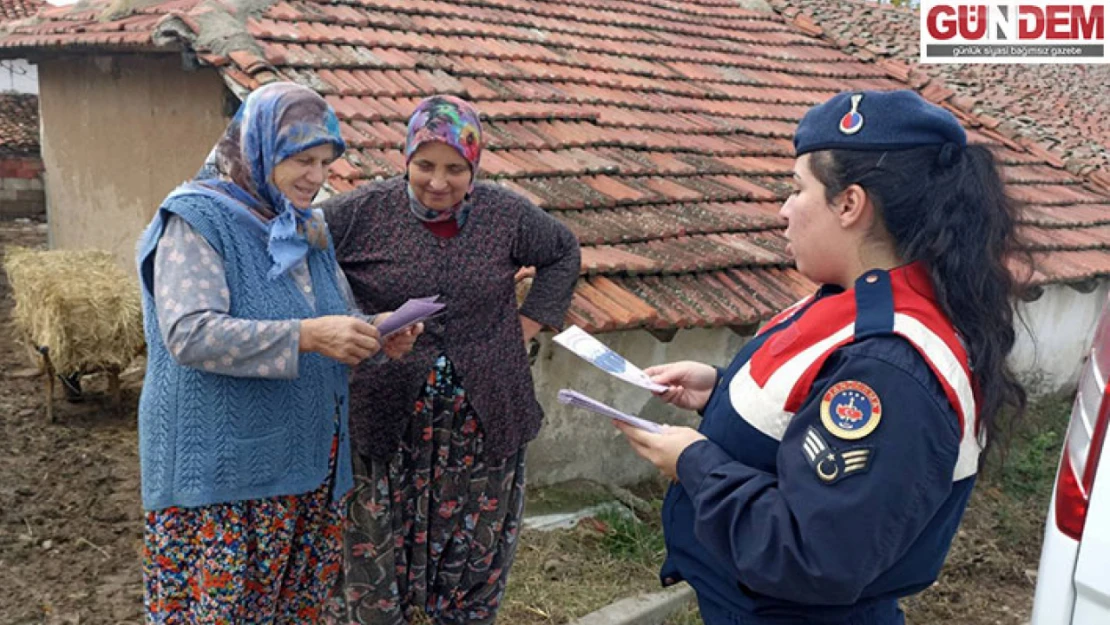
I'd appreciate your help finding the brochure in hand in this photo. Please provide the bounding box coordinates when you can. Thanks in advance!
[557,389,663,433]
[552,325,667,393]
[374,295,445,338]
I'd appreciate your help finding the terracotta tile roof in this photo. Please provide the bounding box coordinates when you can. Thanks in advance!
[0,0,42,23]
[770,0,1110,184]
[0,91,38,155]
[0,0,190,49]
[2,0,1110,333]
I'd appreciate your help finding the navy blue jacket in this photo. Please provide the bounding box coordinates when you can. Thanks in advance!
[660,270,976,624]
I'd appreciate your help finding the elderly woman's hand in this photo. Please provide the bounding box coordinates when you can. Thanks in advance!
[382,322,423,360]
[299,316,381,366]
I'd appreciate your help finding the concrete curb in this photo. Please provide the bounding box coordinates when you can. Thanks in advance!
[568,583,696,625]
[521,502,632,532]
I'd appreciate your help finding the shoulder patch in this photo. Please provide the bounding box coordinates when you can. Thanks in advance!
[820,380,882,440]
[802,427,875,485]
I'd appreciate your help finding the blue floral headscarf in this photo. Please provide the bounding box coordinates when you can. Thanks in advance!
[195,82,346,278]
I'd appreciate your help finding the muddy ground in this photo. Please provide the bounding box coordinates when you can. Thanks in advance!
[0,219,145,623]
[0,219,1042,624]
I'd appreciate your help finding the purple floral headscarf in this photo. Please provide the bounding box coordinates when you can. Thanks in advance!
[404,95,483,224]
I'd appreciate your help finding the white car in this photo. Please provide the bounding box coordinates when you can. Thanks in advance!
[1031,292,1110,624]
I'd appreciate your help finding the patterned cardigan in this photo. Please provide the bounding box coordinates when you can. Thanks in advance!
[321,176,581,460]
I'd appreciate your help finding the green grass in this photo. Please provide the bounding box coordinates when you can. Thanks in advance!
[595,505,666,566]
[999,428,1062,497]
[502,521,664,624]
[980,393,1071,549]
[993,394,1070,495]
[504,479,672,624]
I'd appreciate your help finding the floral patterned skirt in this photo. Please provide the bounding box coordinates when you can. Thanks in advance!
[143,423,346,624]
[327,356,527,625]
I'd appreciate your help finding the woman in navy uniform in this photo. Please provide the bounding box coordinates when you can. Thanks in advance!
[615,90,1026,624]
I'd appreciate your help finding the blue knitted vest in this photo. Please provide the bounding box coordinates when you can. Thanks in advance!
[136,190,353,511]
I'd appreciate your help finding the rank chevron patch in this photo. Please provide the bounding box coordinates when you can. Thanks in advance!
[802,427,875,485]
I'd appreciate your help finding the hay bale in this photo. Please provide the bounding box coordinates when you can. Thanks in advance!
[3,246,145,375]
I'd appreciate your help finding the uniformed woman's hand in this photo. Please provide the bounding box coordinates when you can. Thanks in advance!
[613,421,707,481]
[299,315,381,366]
[644,361,718,412]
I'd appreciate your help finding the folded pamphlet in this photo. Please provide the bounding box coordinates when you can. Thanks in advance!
[374,295,445,338]
[557,389,663,433]
[552,325,667,393]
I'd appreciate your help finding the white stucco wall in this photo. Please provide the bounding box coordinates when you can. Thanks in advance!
[1011,281,1110,395]
[0,59,37,94]
[526,327,749,488]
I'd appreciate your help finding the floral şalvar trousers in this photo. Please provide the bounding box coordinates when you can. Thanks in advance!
[327,356,526,625]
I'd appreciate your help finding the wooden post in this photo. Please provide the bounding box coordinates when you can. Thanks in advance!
[108,369,122,417]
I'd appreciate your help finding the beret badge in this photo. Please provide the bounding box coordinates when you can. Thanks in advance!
[838,94,864,136]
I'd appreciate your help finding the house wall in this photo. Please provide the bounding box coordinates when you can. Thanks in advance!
[0,155,44,218]
[1011,281,1110,394]
[527,326,749,488]
[37,55,228,271]
[527,282,1109,488]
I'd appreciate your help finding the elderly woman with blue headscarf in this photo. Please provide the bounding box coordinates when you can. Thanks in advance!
[135,82,419,622]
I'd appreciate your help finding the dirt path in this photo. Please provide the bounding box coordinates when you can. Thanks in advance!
[0,220,145,624]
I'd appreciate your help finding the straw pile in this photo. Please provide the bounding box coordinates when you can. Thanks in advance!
[3,246,145,375]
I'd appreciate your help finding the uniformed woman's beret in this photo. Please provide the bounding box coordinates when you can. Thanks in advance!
[793,90,967,156]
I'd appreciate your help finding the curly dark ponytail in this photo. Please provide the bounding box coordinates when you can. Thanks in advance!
[810,145,1027,449]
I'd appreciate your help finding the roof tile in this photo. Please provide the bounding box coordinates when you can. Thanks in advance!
[589,275,660,325]
[567,287,619,332]
[0,92,38,155]
[0,0,41,22]
[583,175,649,204]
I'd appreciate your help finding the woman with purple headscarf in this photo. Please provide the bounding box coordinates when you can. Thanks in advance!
[321,95,581,624]
[135,82,419,622]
